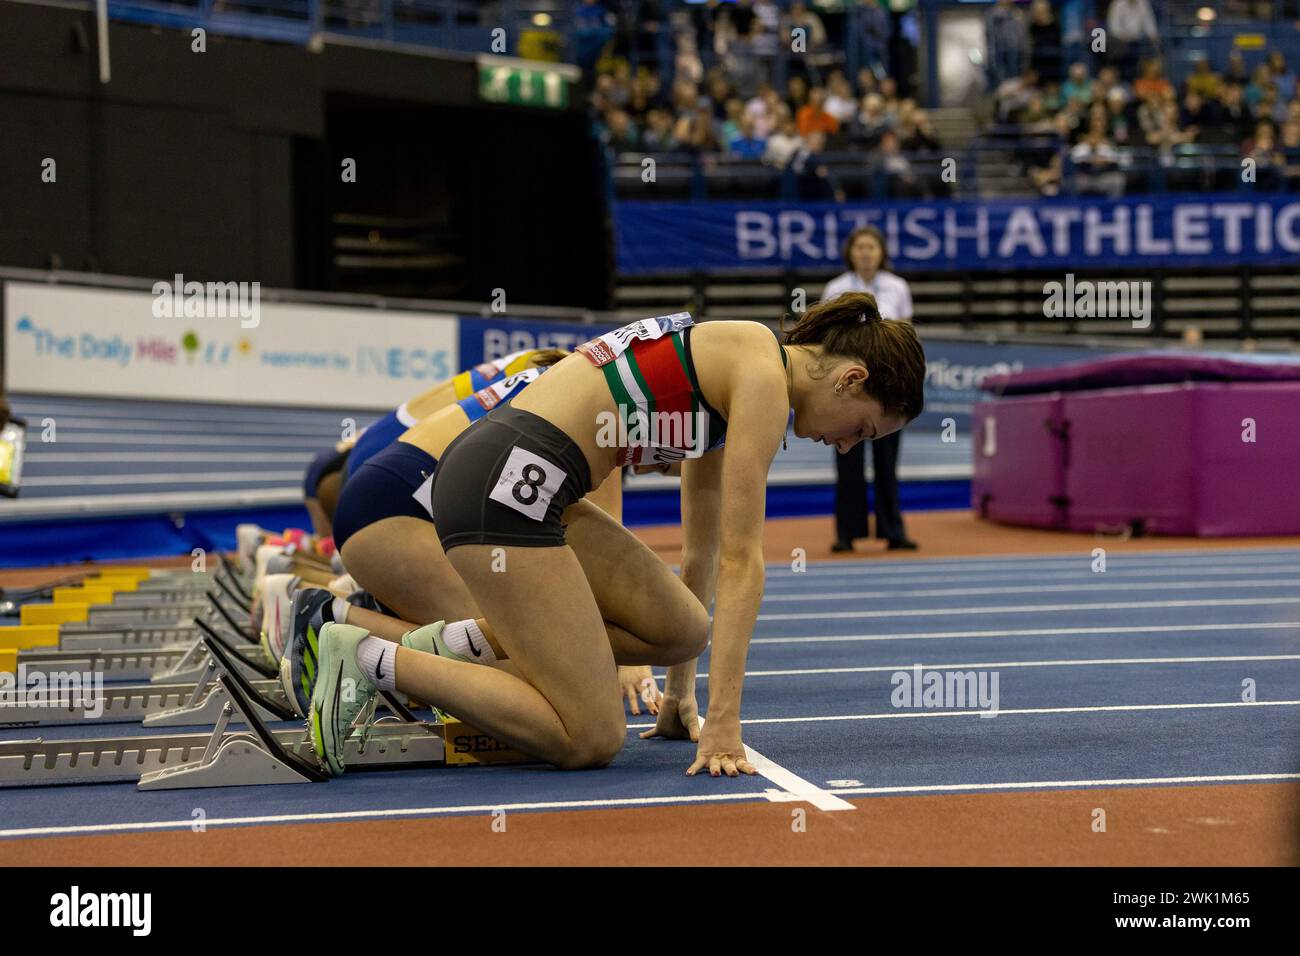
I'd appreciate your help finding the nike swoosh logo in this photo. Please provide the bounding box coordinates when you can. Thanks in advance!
[466,632,483,657]
[375,657,385,680]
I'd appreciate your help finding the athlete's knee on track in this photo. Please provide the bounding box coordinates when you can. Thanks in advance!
[553,714,625,770]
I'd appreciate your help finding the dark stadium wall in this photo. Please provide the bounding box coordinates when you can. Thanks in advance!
[0,3,608,309]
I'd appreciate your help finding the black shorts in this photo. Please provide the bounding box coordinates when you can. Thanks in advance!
[332,441,438,550]
[430,405,593,551]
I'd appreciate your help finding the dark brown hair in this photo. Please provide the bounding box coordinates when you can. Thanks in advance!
[783,291,925,422]
[842,225,890,272]
[527,348,570,368]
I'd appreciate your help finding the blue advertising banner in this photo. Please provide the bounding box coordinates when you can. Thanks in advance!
[614,194,1300,274]
[457,316,613,368]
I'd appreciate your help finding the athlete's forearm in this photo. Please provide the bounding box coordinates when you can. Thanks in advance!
[669,550,717,697]
[701,552,764,719]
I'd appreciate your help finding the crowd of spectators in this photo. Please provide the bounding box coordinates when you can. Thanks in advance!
[581,0,1300,198]
[586,1,949,197]
[987,0,1300,195]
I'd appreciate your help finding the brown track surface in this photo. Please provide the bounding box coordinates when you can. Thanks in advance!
[2,784,1295,867]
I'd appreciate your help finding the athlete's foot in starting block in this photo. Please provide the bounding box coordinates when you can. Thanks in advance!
[259,573,299,664]
[309,622,380,776]
[282,587,336,717]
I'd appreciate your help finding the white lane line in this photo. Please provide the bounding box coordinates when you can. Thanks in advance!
[0,793,765,840]
[693,716,854,812]
[768,550,1300,574]
[750,621,1300,645]
[627,699,1300,729]
[758,596,1300,622]
[763,565,1300,588]
[762,579,1300,602]
[700,655,1300,680]
[32,452,310,464]
[24,472,306,487]
[828,773,1300,796]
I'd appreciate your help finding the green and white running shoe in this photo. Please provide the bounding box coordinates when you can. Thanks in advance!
[401,620,461,661]
[308,622,379,776]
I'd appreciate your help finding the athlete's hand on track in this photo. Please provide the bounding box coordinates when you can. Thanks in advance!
[687,718,756,778]
[617,665,662,715]
[638,693,700,741]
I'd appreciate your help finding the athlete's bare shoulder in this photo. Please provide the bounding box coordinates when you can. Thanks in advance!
[690,319,785,367]
[690,320,788,415]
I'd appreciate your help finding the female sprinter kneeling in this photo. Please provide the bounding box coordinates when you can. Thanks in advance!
[306,292,925,777]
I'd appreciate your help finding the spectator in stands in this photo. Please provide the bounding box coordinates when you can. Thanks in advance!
[797,86,840,138]
[1245,121,1285,189]
[822,226,917,553]
[985,0,1027,89]
[1103,87,1135,146]
[706,73,734,118]
[901,109,941,152]
[790,131,845,201]
[1094,66,1130,106]
[1205,82,1254,146]
[720,97,746,143]
[1133,58,1173,102]
[764,112,803,168]
[1028,0,1062,84]
[1185,56,1221,100]
[1061,61,1093,106]
[1267,51,1297,102]
[1070,114,1126,197]
[641,108,679,151]
[728,112,768,158]
[995,67,1041,123]
[1225,50,1250,87]
[1245,64,1275,111]
[854,0,891,76]
[856,67,879,98]
[674,101,722,152]
[1179,90,1216,142]
[745,83,782,136]
[824,71,858,126]
[853,91,894,148]
[878,76,901,114]
[782,1,828,55]
[871,129,920,198]
[1105,0,1158,79]
[1144,96,1194,159]
[787,74,810,114]
[603,109,641,151]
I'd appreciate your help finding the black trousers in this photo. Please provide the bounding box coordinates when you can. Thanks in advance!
[834,430,905,543]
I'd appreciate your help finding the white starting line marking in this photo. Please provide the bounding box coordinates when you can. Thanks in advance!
[702,654,1300,680]
[694,715,854,812]
[750,621,1300,645]
[758,596,1300,622]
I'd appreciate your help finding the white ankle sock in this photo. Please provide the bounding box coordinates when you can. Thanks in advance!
[442,619,495,663]
[354,636,397,691]
[331,597,350,624]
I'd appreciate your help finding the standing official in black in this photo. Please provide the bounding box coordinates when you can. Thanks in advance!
[821,226,918,551]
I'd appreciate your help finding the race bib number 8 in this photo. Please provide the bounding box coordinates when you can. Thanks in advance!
[488,446,568,522]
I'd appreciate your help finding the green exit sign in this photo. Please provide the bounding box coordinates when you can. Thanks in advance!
[477,55,578,109]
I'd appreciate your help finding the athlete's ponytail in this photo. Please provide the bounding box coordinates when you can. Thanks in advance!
[782,291,926,421]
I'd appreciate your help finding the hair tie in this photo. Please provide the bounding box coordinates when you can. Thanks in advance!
[859,313,869,323]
